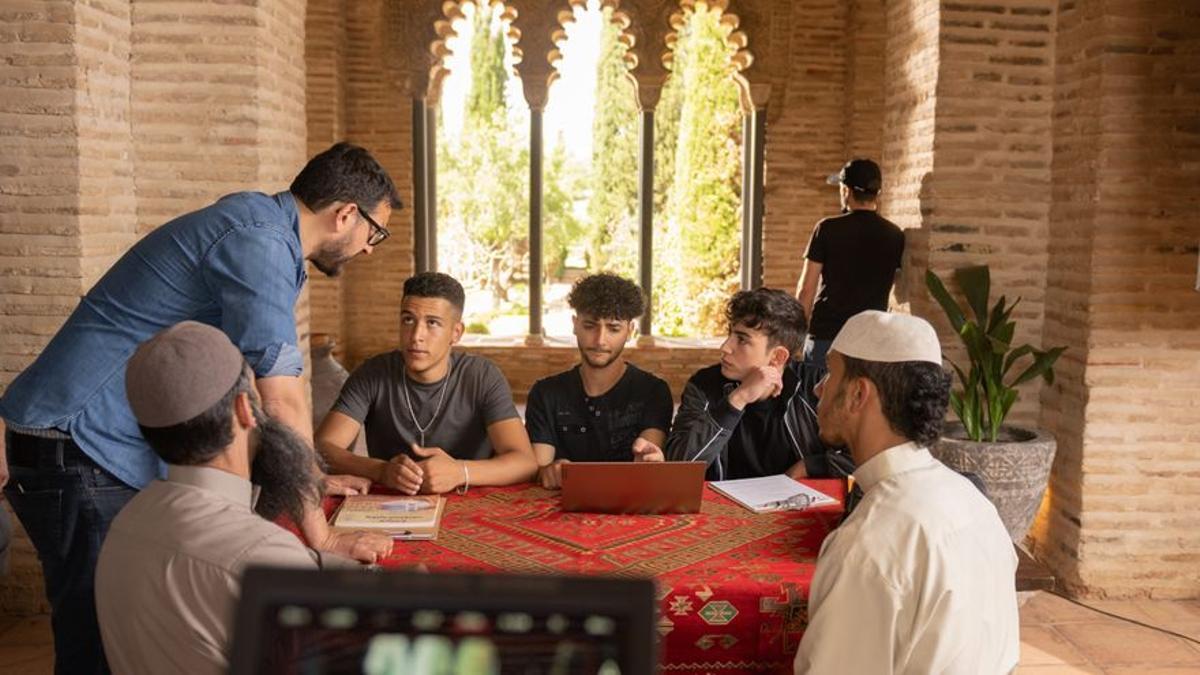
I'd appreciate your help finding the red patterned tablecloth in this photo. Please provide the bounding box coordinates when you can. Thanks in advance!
[314,480,844,674]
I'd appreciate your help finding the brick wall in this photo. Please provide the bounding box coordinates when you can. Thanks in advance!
[131,2,262,233]
[76,1,137,289]
[0,1,127,616]
[882,0,1057,429]
[0,2,86,394]
[1031,0,1105,597]
[337,0,415,367]
[305,0,348,347]
[1073,0,1200,598]
[880,0,939,313]
[927,0,1057,427]
[845,0,887,161]
[1033,0,1200,599]
[760,0,849,293]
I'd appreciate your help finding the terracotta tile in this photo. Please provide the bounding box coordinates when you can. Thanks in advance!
[1161,622,1200,643]
[1054,621,1200,667]
[1104,669,1200,675]
[0,616,52,647]
[0,643,54,674]
[1135,600,1200,624]
[1020,625,1091,666]
[1084,599,1157,623]
[1013,665,1104,674]
[1024,592,1107,624]
[1022,594,1055,626]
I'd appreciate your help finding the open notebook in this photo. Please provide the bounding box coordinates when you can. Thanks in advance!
[710,475,839,513]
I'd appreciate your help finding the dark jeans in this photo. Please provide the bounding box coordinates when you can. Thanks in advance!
[4,431,136,675]
[0,498,11,575]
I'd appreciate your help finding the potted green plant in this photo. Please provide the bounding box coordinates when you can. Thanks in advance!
[925,265,1066,542]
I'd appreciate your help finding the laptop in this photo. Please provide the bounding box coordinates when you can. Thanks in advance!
[560,461,707,514]
[229,568,658,675]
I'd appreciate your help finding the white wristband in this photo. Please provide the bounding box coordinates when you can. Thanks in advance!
[456,461,470,495]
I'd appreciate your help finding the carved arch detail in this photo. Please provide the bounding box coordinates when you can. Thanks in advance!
[417,0,778,112]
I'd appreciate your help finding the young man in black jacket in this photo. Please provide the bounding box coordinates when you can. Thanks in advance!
[666,288,852,481]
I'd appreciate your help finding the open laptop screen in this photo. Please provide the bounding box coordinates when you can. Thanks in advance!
[229,568,657,675]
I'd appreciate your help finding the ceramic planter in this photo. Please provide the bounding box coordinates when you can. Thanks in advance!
[931,423,1056,542]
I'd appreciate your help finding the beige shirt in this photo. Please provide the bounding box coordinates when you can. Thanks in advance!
[795,442,1019,675]
[96,466,323,675]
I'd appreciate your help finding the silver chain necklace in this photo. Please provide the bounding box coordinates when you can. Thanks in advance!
[401,362,451,447]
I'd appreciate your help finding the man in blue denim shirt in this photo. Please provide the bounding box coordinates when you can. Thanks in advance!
[0,142,397,674]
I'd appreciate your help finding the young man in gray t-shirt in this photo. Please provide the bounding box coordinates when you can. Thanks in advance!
[316,273,537,494]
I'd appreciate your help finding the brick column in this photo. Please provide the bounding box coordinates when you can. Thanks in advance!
[760,1,852,293]
[879,0,939,315]
[306,0,348,352]
[132,0,312,381]
[845,0,887,161]
[0,0,136,616]
[882,0,1057,428]
[338,0,414,365]
[1035,0,1200,598]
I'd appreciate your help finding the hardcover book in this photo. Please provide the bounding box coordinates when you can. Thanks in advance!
[329,494,445,540]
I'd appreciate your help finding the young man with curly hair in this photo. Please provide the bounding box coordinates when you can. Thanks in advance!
[795,311,1018,675]
[666,288,852,480]
[524,274,674,489]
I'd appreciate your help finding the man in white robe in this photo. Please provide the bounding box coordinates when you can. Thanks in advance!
[795,310,1019,675]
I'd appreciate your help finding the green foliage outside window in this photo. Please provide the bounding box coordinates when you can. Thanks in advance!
[438,2,743,338]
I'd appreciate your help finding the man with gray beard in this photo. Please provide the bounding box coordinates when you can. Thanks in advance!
[96,322,365,675]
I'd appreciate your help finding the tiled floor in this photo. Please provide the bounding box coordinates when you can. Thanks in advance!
[0,592,1198,674]
[0,615,54,675]
[1016,593,1200,674]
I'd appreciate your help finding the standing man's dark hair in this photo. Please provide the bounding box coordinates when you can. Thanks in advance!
[796,157,904,369]
[833,157,882,203]
[290,142,403,213]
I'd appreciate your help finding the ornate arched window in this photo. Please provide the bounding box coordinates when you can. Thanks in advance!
[417,0,761,343]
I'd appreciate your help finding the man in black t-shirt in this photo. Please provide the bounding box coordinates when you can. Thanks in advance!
[795,158,904,369]
[524,274,674,489]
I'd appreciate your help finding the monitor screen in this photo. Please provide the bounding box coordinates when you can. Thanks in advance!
[229,568,658,675]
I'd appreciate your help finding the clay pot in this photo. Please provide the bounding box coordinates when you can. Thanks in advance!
[932,423,1056,542]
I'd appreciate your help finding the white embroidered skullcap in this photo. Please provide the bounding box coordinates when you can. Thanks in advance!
[829,310,943,365]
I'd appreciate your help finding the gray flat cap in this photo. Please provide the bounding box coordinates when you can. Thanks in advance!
[126,321,246,428]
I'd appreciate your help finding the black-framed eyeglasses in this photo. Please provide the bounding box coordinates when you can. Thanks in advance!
[357,205,390,246]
